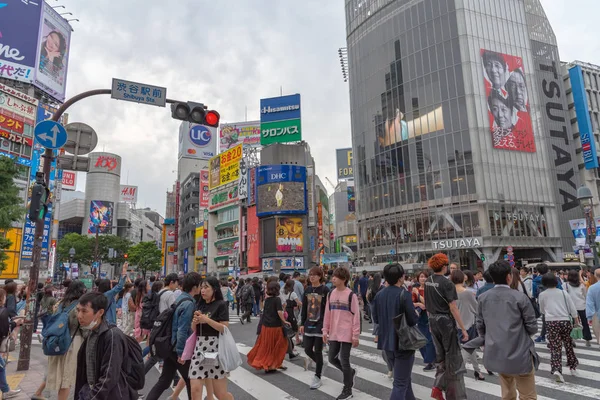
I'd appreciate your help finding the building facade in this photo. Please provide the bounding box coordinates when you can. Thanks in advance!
[345,0,580,268]
[178,172,200,272]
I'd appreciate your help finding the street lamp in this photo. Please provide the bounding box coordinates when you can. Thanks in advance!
[68,247,75,280]
[577,185,599,267]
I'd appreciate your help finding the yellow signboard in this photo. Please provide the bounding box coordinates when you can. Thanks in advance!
[208,144,243,189]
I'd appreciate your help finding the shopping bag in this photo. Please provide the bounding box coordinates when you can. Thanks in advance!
[218,326,242,372]
[570,324,584,341]
[181,332,197,361]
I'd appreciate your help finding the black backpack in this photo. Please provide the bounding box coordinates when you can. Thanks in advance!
[108,326,145,391]
[140,291,165,330]
[241,285,253,304]
[149,297,193,359]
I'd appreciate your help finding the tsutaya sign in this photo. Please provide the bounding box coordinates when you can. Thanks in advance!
[432,237,482,250]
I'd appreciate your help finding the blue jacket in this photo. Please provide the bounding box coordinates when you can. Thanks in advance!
[586,282,600,320]
[359,276,369,296]
[532,274,562,299]
[476,283,495,299]
[371,285,418,353]
[172,292,195,357]
[104,275,125,325]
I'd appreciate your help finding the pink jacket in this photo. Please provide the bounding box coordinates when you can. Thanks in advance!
[322,287,361,343]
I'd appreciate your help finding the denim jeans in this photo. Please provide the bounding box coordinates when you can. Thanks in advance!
[253,299,260,316]
[0,358,9,393]
[384,351,416,400]
[417,312,435,364]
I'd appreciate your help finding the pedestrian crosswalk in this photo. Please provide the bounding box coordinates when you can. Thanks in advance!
[167,320,600,400]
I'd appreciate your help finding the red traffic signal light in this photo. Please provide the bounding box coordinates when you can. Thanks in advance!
[204,110,220,127]
[123,254,128,259]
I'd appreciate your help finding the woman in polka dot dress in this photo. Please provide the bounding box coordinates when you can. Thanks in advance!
[189,277,233,400]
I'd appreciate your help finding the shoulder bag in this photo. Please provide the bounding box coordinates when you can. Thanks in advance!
[520,280,541,318]
[393,290,427,351]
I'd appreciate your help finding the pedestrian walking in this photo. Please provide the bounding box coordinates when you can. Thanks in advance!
[533,263,563,343]
[586,268,600,343]
[521,267,533,297]
[469,260,539,400]
[475,270,495,298]
[189,276,233,400]
[38,285,57,332]
[450,270,484,381]
[0,288,22,398]
[424,253,468,400]
[299,266,330,389]
[46,280,86,400]
[539,272,579,382]
[411,271,435,371]
[73,292,139,400]
[145,272,201,400]
[96,264,127,326]
[322,267,361,400]
[565,270,593,346]
[247,281,290,372]
[240,278,255,324]
[134,279,149,342]
[280,279,301,360]
[358,270,370,322]
[371,263,418,399]
[121,282,135,336]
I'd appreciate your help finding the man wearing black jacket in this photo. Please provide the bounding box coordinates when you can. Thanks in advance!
[74,292,137,400]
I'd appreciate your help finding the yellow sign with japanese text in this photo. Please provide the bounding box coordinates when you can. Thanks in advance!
[208,144,243,189]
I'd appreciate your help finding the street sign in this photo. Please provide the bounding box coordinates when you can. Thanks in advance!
[390,249,396,255]
[34,120,67,149]
[111,78,167,107]
[64,122,98,155]
[56,155,90,172]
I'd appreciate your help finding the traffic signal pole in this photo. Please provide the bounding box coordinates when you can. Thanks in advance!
[17,88,206,370]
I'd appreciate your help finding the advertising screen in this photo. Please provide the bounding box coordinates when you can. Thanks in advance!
[481,49,535,153]
[34,2,72,102]
[219,121,261,151]
[0,0,43,83]
[88,200,114,234]
[256,165,307,217]
[276,216,303,252]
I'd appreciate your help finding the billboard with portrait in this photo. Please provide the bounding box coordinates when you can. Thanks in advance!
[34,2,72,102]
[276,216,304,252]
[256,165,307,217]
[0,0,43,83]
[481,49,535,153]
[219,121,261,151]
[88,200,114,234]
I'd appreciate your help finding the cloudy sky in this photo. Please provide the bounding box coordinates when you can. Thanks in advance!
[58,0,600,216]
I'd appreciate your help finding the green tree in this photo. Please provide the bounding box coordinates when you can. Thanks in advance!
[97,234,131,264]
[56,233,94,266]
[0,158,25,271]
[128,241,162,277]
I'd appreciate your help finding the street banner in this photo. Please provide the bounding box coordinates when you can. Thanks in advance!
[569,218,587,247]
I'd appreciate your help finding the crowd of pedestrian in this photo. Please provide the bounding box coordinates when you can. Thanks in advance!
[0,253,596,400]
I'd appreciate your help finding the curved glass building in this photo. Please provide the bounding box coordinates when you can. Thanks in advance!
[345,0,581,267]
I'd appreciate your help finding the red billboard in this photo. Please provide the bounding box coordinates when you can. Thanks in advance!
[481,49,535,153]
[246,207,260,273]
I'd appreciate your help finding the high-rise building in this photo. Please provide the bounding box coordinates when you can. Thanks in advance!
[345,0,580,268]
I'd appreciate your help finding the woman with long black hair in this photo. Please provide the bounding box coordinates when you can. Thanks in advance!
[134,280,148,343]
[189,276,232,400]
[565,270,593,346]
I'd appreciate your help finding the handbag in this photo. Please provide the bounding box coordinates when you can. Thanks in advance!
[181,332,197,361]
[393,291,427,351]
[193,315,219,366]
[218,326,242,372]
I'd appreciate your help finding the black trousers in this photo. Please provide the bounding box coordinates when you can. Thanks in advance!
[241,303,253,322]
[328,341,353,389]
[304,335,324,378]
[146,354,191,400]
[578,309,593,341]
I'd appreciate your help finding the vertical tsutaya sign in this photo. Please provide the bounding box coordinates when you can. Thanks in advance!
[568,65,599,169]
[0,0,42,83]
[481,49,535,152]
[260,94,302,145]
[336,148,353,180]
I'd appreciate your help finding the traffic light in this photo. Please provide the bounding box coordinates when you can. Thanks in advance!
[170,101,220,127]
[480,254,486,262]
[28,183,50,222]
[123,253,128,259]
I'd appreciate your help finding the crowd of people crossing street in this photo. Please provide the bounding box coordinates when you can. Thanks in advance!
[0,256,598,399]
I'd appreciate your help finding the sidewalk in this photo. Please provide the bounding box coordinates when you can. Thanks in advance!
[5,341,64,400]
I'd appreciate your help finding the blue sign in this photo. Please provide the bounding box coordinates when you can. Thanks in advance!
[189,125,212,147]
[183,248,189,273]
[256,165,307,217]
[34,120,67,149]
[569,65,599,169]
[0,0,43,83]
[257,165,307,184]
[260,94,301,123]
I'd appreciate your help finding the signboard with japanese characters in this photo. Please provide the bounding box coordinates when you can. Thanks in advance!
[111,78,167,107]
[0,83,38,121]
[208,143,243,189]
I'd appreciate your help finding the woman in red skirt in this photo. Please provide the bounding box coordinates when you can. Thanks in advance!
[247,281,291,372]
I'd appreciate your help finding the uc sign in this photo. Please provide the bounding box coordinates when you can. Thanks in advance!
[94,156,118,171]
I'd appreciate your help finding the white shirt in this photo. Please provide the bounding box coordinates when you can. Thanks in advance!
[539,288,578,322]
[158,288,177,313]
[565,283,587,310]
[280,291,298,307]
[521,276,533,297]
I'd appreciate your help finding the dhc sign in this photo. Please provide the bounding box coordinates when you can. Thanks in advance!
[569,65,599,169]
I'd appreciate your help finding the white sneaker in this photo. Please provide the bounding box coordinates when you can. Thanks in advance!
[4,389,22,399]
[310,375,322,390]
[387,370,393,380]
[554,371,565,383]
[570,368,578,376]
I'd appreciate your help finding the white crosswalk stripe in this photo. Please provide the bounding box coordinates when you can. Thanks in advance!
[198,321,600,400]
